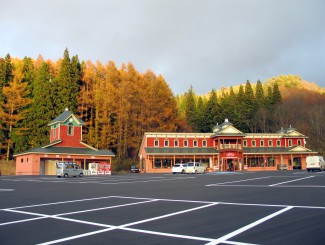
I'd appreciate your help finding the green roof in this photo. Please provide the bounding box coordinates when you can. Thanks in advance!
[14,146,115,157]
[145,147,218,155]
[244,147,312,154]
[48,108,85,126]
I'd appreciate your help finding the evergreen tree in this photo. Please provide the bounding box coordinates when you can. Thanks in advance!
[231,85,245,129]
[184,86,196,130]
[27,62,56,148]
[204,89,220,131]
[54,48,79,114]
[195,96,206,132]
[243,80,256,132]
[272,82,282,105]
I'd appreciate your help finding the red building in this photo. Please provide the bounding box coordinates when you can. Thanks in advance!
[14,108,115,175]
[138,119,317,173]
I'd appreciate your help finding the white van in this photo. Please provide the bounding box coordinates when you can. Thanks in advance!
[185,162,206,174]
[306,156,325,172]
[56,162,84,177]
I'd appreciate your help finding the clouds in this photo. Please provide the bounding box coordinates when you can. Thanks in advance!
[1,0,324,94]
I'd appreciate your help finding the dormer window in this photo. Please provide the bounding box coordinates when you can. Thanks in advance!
[68,123,74,135]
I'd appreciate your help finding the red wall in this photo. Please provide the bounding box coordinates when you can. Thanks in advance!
[147,137,214,147]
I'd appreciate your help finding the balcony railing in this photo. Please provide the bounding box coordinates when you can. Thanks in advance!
[219,144,242,150]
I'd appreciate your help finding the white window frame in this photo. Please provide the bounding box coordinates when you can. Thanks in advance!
[252,140,256,147]
[164,139,169,147]
[202,140,207,147]
[268,140,273,147]
[154,139,159,147]
[243,140,247,147]
[193,139,198,147]
[277,140,281,147]
[260,140,264,147]
[288,139,292,147]
[184,139,188,147]
[174,139,179,147]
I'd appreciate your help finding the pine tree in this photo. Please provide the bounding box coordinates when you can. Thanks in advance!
[204,89,220,131]
[184,86,196,130]
[54,48,79,114]
[27,62,56,148]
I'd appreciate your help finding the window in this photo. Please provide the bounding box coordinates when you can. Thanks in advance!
[243,140,247,147]
[154,139,159,147]
[174,139,179,147]
[268,140,272,147]
[193,139,198,147]
[53,126,56,138]
[68,123,73,135]
[21,158,24,163]
[164,139,169,147]
[260,140,264,147]
[297,139,301,145]
[288,139,292,147]
[252,140,256,147]
[202,140,207,147]
[277,140,281,147]
[184,139,188,147]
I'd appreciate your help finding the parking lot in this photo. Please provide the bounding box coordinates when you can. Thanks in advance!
[1,171,325,244]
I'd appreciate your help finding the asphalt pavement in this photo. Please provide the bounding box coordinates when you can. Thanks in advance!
[1,170,324,244]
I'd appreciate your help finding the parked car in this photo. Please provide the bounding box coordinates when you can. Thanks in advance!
[56,162,84,178]
[172,163,187,174]
[306,156,325,172]
[130,165,140,173]
[185,162,206,174]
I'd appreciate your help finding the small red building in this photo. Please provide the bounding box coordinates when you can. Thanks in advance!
[139,119,317,173]
[14,108,115,175]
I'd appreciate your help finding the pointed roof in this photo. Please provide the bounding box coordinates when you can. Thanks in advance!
[48,108,85,126]
[213,119,244,136]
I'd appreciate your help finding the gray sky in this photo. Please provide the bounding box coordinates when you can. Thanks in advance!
[1,0,325,94]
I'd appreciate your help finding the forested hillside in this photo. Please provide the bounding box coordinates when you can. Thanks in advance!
[1,50,324,165]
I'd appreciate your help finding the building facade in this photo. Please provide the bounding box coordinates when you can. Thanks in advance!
[139,119,318,173]
[14,108,115,175]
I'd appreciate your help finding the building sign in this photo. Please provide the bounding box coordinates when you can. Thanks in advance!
[226,152,236,157]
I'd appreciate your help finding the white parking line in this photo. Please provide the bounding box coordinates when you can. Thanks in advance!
[269,176,315,186]
[0,189,14,191]
[206,176,272,186]
[205,206,293,245]
[33,203,219,245]
[2,195,324,244]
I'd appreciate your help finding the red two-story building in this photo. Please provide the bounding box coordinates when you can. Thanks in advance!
[138,119,317,173]
[14,108,115,175]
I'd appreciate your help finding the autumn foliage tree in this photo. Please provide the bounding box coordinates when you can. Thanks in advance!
[1,52,324,162]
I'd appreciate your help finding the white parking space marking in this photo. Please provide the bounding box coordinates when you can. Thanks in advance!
[206,175,325,188]
[206,206,294,245]
[269,175,315,186]
[1,195,325,245]
[0,189,14,191]
[1,176,196,185]
[206,176,272,186]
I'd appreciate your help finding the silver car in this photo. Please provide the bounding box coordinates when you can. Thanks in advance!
[56,162,84,178]
[185,162,206,174]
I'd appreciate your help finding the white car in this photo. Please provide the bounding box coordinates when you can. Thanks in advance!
[306,156,325,172]
[172,163,187,174]
[185,162,206,174]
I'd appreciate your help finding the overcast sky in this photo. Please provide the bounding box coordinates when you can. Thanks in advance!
[1,0,324,94]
